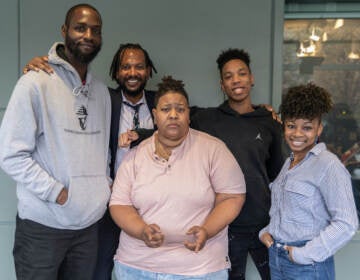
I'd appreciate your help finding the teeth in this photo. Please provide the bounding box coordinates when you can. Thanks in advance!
[292,141,304,146]
[233,87,244,93]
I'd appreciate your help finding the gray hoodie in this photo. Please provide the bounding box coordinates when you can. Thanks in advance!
[0,42,111,230]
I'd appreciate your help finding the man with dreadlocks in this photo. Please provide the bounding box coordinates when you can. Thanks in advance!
[259,83,358,280]
[23,43,158,279]
[99,43,158,279]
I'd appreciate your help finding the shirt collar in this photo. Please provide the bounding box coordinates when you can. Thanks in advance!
[121,91,146,106]
[309,142,326,156]
[151,129,190,163]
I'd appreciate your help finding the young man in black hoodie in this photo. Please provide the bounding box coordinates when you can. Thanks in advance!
[191,49,284,280]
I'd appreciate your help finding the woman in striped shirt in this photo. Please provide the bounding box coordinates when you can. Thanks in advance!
[259,83,358,280]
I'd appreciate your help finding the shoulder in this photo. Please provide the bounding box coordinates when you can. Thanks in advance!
[13,71,54,97]
[89,75,108,91]
[191,107,219,122]
[145,89,156,96]
[253,106,283,131]
[108,87,121,97]
[314,147,349,175]
[144,89,156,108]
[189,128,227,148]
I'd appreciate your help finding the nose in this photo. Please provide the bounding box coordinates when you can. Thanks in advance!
[293,127,303,137]
[84,28,94,40]
[129,67,136,76]
[232,73,242,84]
[169,108,178,119]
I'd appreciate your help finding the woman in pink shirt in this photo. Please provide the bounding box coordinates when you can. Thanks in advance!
[109,76,246,280]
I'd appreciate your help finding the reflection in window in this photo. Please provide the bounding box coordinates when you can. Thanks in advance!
[283,18,360,220]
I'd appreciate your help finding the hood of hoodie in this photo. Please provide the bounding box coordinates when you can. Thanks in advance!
[48,42,93,97]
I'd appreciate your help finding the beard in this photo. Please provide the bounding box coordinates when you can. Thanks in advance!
[65,34,101,64]
[118,77,147,97]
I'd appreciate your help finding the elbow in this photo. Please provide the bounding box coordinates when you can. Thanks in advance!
[232,193,246,218]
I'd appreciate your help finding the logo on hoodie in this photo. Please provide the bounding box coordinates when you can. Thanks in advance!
[255,133,263,141]
[76,105,88,130]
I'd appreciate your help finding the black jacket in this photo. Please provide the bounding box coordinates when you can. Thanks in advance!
[108,87,155,179]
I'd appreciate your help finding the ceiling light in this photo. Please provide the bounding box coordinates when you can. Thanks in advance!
[334,19,344,29]
[310,28,320,41]
[322,32,328,42]
[296,40,316,57]
[348,51,359,60]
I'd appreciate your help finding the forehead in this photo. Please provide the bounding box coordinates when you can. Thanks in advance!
[69,7,101,26]
[158,92,188,104]
[120,49,146,64]
[286,118,318,124]
[222,59,248,73]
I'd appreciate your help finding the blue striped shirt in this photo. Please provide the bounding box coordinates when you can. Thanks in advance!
[260,143,358,264]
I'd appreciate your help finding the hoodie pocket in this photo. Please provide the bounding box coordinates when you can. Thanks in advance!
[48,175,110,227]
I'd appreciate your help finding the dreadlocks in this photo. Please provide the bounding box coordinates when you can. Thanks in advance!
[109,43,157,84]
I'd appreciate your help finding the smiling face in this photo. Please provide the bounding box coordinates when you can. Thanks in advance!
[117,49,151,99]
[284,117,323,159]
[220,58,254,105]
[152,92,190,143]
[62,7,102,64]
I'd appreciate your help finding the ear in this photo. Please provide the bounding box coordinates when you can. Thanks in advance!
[318,122,323,137]
[220,79,225,92]
[145,66,151,80]
[250,74,255,87]
[61,24,66,39]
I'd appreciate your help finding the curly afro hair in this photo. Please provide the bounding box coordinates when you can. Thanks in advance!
[216,48,251,74]
[280,83,333,122]
[154,76,189,107]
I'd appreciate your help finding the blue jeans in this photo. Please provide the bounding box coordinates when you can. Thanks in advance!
[114,262,228,280]
[269,240,335,280]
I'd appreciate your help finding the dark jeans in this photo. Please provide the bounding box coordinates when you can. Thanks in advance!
[228,231,270,280]
[269,240,335,280]
[13,215,98,280]
[93,208,121,280]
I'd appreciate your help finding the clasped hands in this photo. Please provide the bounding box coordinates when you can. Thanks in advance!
[141,224,208,252]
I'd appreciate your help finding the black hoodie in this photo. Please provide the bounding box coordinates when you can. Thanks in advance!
[191,101,284,233]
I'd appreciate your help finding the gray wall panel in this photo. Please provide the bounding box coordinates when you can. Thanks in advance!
[19,0,280,107]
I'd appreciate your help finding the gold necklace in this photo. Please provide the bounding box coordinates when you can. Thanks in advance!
[155,135,171,161]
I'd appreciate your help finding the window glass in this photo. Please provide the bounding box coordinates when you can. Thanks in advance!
[283,17,360,220]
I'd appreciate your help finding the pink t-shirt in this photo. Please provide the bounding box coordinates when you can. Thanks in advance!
[110,128,246,275]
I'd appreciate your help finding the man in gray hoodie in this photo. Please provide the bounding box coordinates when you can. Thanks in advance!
[0,4,111,280]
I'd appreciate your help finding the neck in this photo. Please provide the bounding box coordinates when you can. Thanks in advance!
[123,91,144,104]
[289,151,307,169]
[64,49,88,81]
[228,99,254,114]
[155,132,186,160]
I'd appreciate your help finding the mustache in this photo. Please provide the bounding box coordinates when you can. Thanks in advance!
[125,75,142,81]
